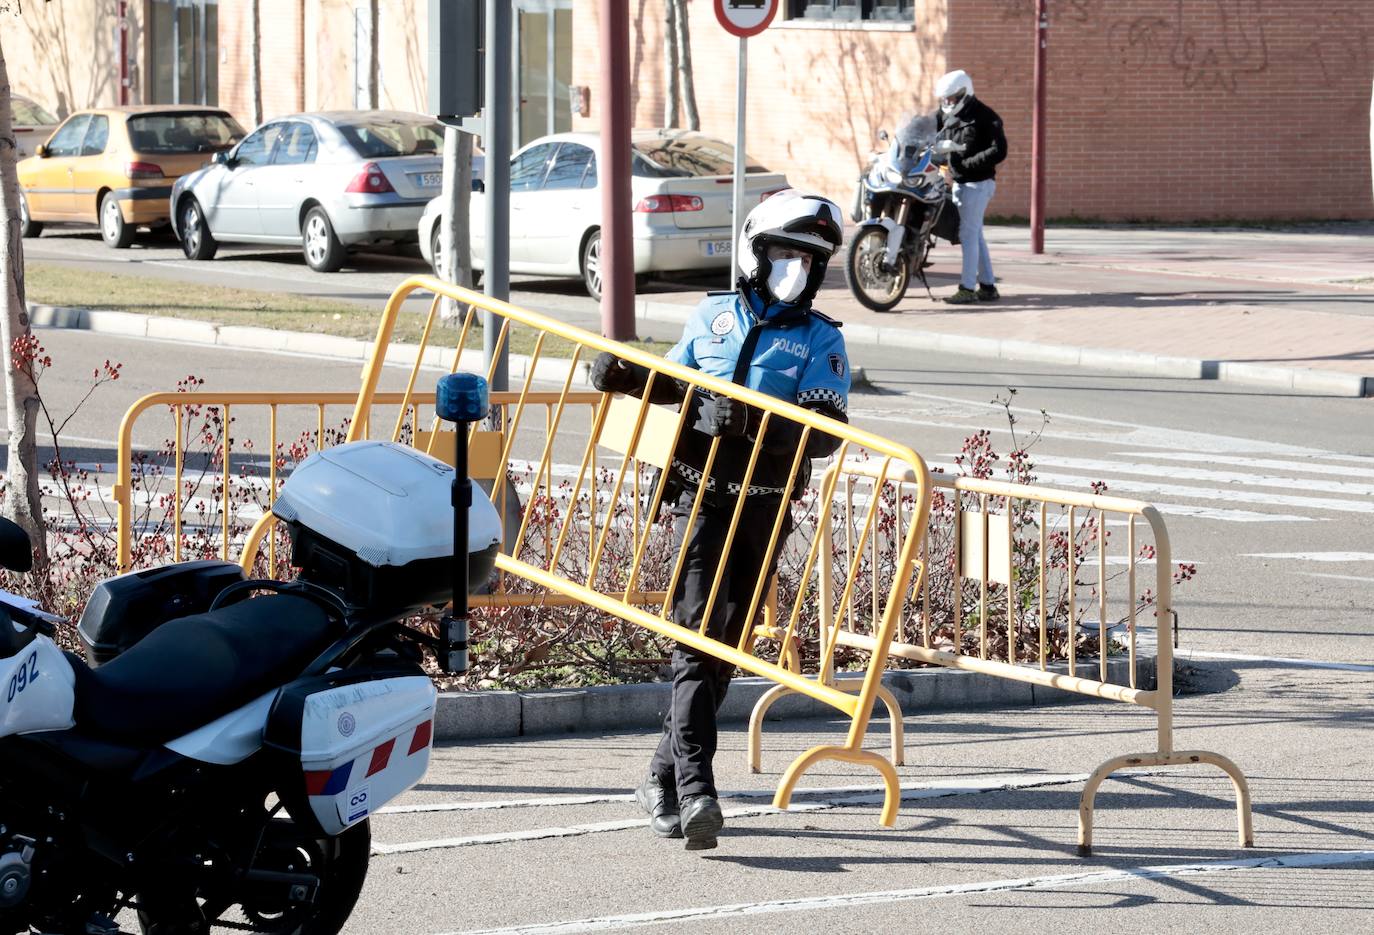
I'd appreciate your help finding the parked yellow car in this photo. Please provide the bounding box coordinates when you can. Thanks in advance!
[17,105,245,248]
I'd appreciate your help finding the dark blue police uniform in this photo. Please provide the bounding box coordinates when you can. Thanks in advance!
[648,280,850,801]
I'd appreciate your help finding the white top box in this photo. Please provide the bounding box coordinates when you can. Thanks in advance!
[273,441,501,568]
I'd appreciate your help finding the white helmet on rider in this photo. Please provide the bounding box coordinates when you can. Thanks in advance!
[935,69,974,118]
[737,189,844,305]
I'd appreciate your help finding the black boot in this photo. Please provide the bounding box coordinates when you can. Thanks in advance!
[678,793,724,851]
[635,774,682,839]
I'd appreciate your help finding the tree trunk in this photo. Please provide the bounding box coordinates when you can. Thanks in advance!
[438,126,474,325]
[367,0,380,109]
[0,35,48,563]
[675,0,699,131]
[249,0,263,126]
[663,0,679,128]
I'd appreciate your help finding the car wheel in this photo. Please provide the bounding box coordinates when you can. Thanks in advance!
[581,229,603,301]
[17,190,43,238]
[431,225,482,289]
[429,223,444,277]
[180,198,218,261]
[302,206,346,273]
[100,192,135,249]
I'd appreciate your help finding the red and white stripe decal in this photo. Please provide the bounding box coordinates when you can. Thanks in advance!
[408,719,433,756]
[305,718,433,795]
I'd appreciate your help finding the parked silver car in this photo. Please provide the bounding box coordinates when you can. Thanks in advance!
[170,110,444,272]
[418,129,789,299]
[11,95,60,161]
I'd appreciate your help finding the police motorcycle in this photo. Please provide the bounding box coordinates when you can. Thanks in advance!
[0,376,500,935]
[844,114,957,312]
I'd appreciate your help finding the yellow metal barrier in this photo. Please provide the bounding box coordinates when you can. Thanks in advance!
[112,278,933,827]
[747,459,1254,854]
[343,276,933,826]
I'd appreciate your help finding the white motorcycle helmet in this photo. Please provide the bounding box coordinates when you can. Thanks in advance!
[935,69,974,118]
[737,189,844,305]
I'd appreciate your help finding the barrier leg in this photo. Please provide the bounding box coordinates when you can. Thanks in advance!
[832,675,905,767]
[775,745,901,828]
[747,683,796,774]
[1078,750,1255,856]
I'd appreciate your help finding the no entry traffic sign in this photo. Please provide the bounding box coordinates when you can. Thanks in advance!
[714,0,778,39]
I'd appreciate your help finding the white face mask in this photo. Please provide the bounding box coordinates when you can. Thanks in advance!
[767,256,809,303]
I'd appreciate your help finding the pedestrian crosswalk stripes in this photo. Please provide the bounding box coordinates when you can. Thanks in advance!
[1126,452,1374,479]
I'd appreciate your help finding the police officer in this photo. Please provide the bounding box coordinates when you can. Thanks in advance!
[931,69,1008,304]
[590,189,851,850]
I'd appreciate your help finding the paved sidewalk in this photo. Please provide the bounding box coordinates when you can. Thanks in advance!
[639,224,1374,396]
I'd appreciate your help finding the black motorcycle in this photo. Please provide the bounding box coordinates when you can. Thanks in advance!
[845,115,958,312]
[0,398,501,935]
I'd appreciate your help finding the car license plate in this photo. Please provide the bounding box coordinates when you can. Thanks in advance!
[415,172,442,187]
[702,239,731,257]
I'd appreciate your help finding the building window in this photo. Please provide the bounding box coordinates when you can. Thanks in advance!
[789,0,912,22]
[149,0,219,105]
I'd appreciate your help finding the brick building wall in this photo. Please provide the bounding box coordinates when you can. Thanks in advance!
[951,0,1374,221]
[4,1,133,116]
[570,0,950,205]
[218,0,309,121]
[571,0,1374,221]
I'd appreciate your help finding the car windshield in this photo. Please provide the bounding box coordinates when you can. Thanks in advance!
[631,135,767,178]
[13,98,58,126]
[337,119,445,158]
[128,112,245,153]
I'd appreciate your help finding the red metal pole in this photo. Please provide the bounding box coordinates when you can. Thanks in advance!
[598,0,635,340]
[118,1,130,106]
[1030,0,1047,255]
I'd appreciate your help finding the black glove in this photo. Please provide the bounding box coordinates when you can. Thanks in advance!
[590,352,639,394]
[692,394,749,437]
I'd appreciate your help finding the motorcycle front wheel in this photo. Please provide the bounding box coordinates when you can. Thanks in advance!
[137,815,371,935]
[845,226,909,313]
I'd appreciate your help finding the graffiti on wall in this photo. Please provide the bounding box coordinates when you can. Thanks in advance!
[995,0,1094,24]
[1300,10,1371,83]
[1105,2,1271,94]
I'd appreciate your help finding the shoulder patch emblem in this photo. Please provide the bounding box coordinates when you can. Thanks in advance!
[829,354,845,379]
[710,311,735,336]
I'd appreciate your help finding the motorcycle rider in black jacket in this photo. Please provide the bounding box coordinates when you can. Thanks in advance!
[931,69,1008,305]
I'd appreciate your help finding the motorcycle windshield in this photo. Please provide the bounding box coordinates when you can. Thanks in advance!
[890,114,937,176]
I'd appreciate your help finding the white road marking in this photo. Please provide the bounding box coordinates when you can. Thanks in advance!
[1133,452,1374,480]
[1164,644,1374,672]
[916,462,1314,524]
[1025,469,1374,515]
[873,389,1334,456]
[371,773,1094,855]
[1242,552,1374,562]
[1008,454,1374,497]
[377,774,1095,816]
[436,850,1374,935]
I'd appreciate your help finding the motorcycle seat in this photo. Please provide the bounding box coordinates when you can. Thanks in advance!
[70,593,337,746]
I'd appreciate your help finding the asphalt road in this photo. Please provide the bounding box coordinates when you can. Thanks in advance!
[10,246,1374,933]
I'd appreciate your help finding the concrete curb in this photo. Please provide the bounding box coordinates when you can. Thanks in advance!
[30,301,1372,398]
[635,298,1374,398]
[433,658,1150,742]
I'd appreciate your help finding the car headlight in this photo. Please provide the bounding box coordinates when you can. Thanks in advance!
[883,167,903,185]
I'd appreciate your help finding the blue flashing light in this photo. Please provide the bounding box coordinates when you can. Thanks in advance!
[436,373,490,423]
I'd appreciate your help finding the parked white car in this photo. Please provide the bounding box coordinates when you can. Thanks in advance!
[11,95,60,161]
[419,129,789,299]
[171,110,453,272]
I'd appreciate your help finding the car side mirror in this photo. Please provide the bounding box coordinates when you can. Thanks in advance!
[213,150,233,167]
[34,143,49,158]
[0,518,33,573]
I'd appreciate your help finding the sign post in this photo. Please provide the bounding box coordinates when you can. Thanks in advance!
[714,0,778,281]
